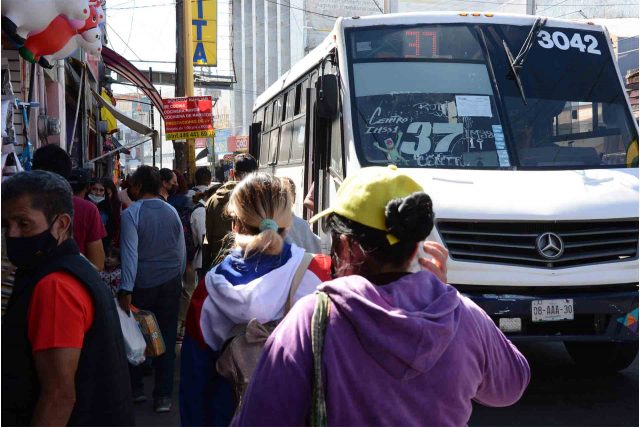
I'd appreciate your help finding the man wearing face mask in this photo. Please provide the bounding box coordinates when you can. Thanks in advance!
[1,170,134,426]
[159,168,178,202]
[118,165,186,413]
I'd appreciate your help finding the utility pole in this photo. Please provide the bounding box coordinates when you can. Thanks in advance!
[527,0,536,15]
[174,0,186,172]
[183,0,196,183]
[150,67,156,168]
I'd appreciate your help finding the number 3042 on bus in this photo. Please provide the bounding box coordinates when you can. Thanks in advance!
[532,299,574,322]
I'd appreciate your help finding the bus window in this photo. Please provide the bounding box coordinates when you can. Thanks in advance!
[279,121,293,164]
[290,117,306,163]
[259,134,271,166]
[269,128,280,164]
[295,79,308,116]
[264,104,272,130]
[347,26,504,169]
[285,89,295,120]
[273,98,283,127]
[330,119,344,177]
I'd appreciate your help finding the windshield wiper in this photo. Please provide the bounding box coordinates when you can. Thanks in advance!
[502,17,547,105]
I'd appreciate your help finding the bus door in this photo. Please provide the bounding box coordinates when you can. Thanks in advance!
[311,59,343,246]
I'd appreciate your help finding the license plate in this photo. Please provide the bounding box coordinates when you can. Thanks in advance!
[531,299,574,322]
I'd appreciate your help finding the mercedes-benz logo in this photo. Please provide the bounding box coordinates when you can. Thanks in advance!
[536,232,564,260]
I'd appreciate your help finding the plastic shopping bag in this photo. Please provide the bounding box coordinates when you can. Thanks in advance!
[115,299,147,365]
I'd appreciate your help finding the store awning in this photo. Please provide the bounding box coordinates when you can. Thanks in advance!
[91,89,159,156]
[101,47,164,117]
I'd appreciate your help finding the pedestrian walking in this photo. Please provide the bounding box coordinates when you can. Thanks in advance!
[1,170,134,426]
[67,169,108,271]
[233,165,530,426]
[168,170,194,211]
[203,154,258,270]
[190,184,218,281]
[180,172,332,427]
[119,176,134,210]
[214,159,226,183]
[169,169,199,340]
[87,178,121,254]
[159,168,178,202]
[32,145,106,271]
[101,178,123,249]
[117,165,186,413]
[187,167,216,201]
[281,177,322,253]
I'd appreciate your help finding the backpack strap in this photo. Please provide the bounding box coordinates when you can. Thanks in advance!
[311,291,331,427]
[284,252,314,314]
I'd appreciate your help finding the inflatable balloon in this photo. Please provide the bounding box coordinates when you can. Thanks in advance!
[69,0,103,29]
[18,4,100,68]
[42,27,102,65]
[1,0,90,43]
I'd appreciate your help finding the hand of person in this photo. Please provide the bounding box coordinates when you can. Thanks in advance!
[418,241,449,283]
[117,293,132,315]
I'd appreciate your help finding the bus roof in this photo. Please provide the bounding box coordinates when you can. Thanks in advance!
[253,12,607,112]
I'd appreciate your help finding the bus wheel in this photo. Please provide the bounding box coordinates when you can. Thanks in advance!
[564,341,638,373]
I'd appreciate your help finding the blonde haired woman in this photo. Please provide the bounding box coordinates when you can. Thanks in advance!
[179,173,332,426]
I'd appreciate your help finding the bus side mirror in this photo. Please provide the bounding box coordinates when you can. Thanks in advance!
[316,75,339,120]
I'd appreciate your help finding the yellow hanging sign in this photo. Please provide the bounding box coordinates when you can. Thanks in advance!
[191,0,216,66]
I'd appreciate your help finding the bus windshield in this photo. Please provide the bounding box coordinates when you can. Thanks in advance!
[346,23,638,170]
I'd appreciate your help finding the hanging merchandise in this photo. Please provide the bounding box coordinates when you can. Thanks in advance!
[1,151,24,182]
[18,3,102,68]
[100,88,118,134]
[0,0,91,46]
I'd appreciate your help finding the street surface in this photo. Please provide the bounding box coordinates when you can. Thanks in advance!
[135,342,638,426]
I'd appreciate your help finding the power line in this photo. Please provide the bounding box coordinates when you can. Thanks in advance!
[106,22,143,60]
[125,0,136,49]
[431,0,635,5]
[110,0,339,18]
[371,0,384,13]
[553,9,583,18]
[537,0,573,14]
[263,0,338,19]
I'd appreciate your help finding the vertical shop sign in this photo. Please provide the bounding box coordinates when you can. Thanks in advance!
[191,0,217,66]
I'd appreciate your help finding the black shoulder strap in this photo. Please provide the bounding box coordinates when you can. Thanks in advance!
[311,291,330,427]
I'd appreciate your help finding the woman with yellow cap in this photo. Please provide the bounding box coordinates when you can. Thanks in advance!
[180,170,449,426]
[232,165,530,427]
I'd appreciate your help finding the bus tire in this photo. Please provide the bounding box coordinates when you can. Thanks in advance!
[564,341,638,373]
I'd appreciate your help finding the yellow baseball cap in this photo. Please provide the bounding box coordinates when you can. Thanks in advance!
[309,165,423,244]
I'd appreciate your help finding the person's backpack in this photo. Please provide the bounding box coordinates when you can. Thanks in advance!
[216,253,314,411]
[177,204,198,262]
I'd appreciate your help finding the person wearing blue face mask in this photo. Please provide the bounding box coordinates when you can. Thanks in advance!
[1,170,134,426]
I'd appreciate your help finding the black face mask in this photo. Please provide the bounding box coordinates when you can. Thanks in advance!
[6,219,60,270]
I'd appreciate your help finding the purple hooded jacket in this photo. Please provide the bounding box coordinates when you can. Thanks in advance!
[233,271,530,427]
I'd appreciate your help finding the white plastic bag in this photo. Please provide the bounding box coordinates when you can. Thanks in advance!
[115,299,147,366]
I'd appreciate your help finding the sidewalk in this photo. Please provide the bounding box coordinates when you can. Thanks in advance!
[133,344,182,427]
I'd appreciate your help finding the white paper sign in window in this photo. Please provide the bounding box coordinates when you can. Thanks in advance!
[455,95,492,117]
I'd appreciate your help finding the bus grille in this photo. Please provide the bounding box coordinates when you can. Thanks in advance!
[437,219,639,268]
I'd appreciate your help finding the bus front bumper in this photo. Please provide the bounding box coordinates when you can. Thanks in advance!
[455,284,639,342]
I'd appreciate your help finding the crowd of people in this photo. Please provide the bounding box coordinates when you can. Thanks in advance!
[1,144,530,426]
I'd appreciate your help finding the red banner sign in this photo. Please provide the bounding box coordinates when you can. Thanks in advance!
[162,96,215,140]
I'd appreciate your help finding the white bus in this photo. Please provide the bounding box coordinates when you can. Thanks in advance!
[250,12,639,371]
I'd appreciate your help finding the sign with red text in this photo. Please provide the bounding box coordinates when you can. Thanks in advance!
[163,96,215,140]
[227,135,249,152]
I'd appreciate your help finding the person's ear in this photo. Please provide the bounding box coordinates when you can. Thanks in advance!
[51,214,72,243]
[407,242,420,268]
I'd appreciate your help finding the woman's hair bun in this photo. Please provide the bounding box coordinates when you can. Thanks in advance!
[385,192,434,243]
